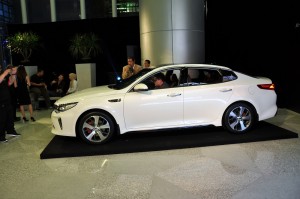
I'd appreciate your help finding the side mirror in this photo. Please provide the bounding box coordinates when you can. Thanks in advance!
[134,83,149,92]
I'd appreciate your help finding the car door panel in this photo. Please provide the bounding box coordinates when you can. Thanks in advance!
[124,87,184,130]
[184,84,233,124]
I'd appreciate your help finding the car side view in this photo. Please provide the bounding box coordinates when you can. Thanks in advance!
[51,64,277,145]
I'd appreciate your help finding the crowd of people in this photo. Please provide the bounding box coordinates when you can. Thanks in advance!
[1,57,159,143]
[0,64,78,143]
[0,65,21,143]
[122,57,178,90]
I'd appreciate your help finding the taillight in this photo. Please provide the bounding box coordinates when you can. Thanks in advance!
[257,84,275,90]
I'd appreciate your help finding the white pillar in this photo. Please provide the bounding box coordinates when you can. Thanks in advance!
[112,0,117,17]
[80,0,86,19]
[140,0,205,66]
[50,0,56,22]
[20,0,28,24]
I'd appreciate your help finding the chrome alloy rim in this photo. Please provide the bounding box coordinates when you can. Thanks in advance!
[82,115,110,143]
[228,106,251,132]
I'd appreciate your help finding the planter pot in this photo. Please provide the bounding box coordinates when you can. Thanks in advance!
[75,63,96,91]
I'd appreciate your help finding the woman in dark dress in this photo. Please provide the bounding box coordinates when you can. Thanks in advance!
[16,66,35,122]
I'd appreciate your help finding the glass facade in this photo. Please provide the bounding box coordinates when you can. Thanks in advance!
[0,0,139,67]
[27,0,51,23]
[0,0,13,35]
[86,0,112,19]
[0,0,14,67]
[56,0,81,21]
[117,0,139,17]
[2,0,139,25]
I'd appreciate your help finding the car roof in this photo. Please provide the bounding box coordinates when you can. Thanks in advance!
[154,64,232,71]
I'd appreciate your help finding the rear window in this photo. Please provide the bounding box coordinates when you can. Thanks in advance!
[220,69,237,82]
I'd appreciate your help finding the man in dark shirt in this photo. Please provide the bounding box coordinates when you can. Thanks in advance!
[0,66,21,143]
[30,68,51,109]
[153,73,169,89]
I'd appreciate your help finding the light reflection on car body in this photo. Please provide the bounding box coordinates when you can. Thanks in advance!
[51,64,277,145]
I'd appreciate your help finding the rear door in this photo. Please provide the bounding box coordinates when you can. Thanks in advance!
[183,68,233,125]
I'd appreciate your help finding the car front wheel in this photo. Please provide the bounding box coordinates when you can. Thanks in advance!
[223,103,255,134]
[77,111,115,144]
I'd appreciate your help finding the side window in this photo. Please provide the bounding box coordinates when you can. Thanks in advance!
[165,69,180,88]
[179,69,202,86]
[220,69,238,82]
[181,68,223,86]
[202,69,222,84]
[140,75,156,90]
[140,69,181,90]
[187,69,202,86]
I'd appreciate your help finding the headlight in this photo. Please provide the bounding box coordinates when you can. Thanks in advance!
[54,102,78,112]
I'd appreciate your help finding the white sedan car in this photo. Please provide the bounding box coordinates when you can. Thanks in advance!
[51,64,277,144]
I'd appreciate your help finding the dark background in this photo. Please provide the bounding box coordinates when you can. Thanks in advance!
[7,1,300,110]
[7,16,141,86]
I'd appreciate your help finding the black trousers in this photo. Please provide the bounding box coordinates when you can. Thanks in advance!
[9,86,18,119]
[30,87,51,108]
[0,102,15,139]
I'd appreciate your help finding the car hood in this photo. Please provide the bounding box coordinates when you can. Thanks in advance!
[55,85,121,104]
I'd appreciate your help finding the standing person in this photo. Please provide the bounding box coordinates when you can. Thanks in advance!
[30,68,51,110]
[143,59,151,68]
[0,66,21,143]
[66,73,78,95]
[7,65,20,122]
[16,65,35,122]
[122,57,142,79]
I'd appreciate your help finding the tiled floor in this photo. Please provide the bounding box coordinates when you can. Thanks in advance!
[0,108,299,199]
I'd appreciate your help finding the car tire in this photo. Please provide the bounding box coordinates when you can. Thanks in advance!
[222,102,255,134]
[77,111,115,145]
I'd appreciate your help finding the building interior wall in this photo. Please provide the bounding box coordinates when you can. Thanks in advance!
[5,1,300,108]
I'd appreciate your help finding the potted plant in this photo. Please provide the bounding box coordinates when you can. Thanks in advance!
[7,32,40,63]
[69,32,101,91]
[69,32,101,61]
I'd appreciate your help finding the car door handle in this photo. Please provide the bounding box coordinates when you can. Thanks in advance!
[167,93,182,97]
[219,89,232,92]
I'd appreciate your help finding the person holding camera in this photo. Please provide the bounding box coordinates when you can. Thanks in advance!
[122,57,142,79]
[0,65,21,143]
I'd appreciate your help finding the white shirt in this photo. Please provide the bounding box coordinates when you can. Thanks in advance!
[67,79,78,94]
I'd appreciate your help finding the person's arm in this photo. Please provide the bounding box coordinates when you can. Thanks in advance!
[26,75,31,87]
[122,66,129,79]
[73,80,78,92]
[135,64,142,74]
[31,82,46,87]
[8,73,17,87]
[30,75,46,87]
[0,69,10,83]
[67,80,78,94]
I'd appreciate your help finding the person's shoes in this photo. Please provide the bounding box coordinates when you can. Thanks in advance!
[0,138,8,143]
[14,117,21,122]
[6,131,21,137]
[23,117,29,123]
[31,117,36,122]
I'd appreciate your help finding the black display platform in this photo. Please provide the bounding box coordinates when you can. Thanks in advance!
[40,122,298,159]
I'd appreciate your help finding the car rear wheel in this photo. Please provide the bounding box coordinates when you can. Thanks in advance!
[223,103,255,134]
[77,111,115,144]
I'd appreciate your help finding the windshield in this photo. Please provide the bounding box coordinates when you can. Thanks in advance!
[110,68,154,90]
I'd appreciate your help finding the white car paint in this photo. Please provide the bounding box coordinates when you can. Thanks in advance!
[51,64,277,144]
